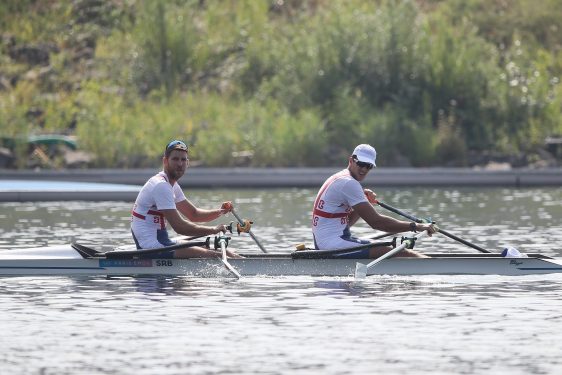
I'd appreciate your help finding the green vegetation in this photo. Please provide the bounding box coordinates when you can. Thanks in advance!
[1,0,561,168]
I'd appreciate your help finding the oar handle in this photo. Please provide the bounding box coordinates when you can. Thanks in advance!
[376,200,491,254]
[231,208,268,253]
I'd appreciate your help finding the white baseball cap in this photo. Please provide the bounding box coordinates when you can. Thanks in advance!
[352,144,377,166]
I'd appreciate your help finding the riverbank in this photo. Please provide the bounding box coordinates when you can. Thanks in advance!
[0,167,561,202]
[2,167,562,187]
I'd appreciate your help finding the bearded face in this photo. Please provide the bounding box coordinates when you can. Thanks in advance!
[164,149,189,181]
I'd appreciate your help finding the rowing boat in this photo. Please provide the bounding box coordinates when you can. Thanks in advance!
[1,242,561,277]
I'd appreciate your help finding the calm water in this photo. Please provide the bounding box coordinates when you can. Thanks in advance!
[1,187,562,374]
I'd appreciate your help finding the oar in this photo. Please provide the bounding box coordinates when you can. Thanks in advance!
[292,239,395,259]
[370,232,395,240]
[217,236,241,279]
[178,221,238,242]
[183,234,211,241]
[355,231,429,279]
[375,199,491,254]
[231,208,268,253]
[105,239,210,259]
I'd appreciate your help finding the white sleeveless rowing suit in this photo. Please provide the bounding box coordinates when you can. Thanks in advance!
[312,169,371,250]
[131,171,187,249]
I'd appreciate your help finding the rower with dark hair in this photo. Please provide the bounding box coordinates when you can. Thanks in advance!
[131,140,241,259]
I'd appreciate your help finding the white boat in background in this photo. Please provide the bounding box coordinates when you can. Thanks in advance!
[0,241,561,277]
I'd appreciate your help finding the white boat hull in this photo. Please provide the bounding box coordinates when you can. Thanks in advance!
[0,245,561,276]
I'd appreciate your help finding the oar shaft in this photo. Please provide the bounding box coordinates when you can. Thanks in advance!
[183,234,209,241]
[376,200,491,254]
[370,232,395,240]
[365,231,428,270]
[219,238,241,279]
[231,209,268,253]
[376,200,419,222]
[105,240,209,259]
[437,228,491,253]
[292,240,395,259]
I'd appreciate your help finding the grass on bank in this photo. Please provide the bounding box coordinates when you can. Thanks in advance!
[1,0,561,168]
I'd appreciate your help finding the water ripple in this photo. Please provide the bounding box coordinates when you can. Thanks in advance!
[1,187,562,374]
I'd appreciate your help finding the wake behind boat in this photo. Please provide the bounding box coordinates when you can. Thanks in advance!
[1,238,561,277]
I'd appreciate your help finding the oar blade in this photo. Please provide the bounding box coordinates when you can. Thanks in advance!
[354,231,429,279]
[355,262,368,279]
[219,236,241,279]
[221,259,241,279]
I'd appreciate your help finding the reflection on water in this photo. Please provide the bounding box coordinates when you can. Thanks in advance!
[1,187,562,374]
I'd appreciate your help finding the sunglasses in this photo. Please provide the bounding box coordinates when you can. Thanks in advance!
[353,157,374,170]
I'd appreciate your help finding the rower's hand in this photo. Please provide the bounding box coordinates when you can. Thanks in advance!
[364,189,378,204]
[214,224,228,234]
[419,223,438,236]
[220,201,233,215]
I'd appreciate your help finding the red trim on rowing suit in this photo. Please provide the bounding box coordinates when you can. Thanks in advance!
[312,208,348,218]
[312,169,350,222]
[132,209,166,229]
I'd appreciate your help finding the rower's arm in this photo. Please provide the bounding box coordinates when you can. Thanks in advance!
[176,199,223,223]
[352,201,411,233]
[347,209,361,226]
[161,209,222,236]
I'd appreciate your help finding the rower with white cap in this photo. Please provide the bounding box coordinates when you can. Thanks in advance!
[311,144,437,258]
